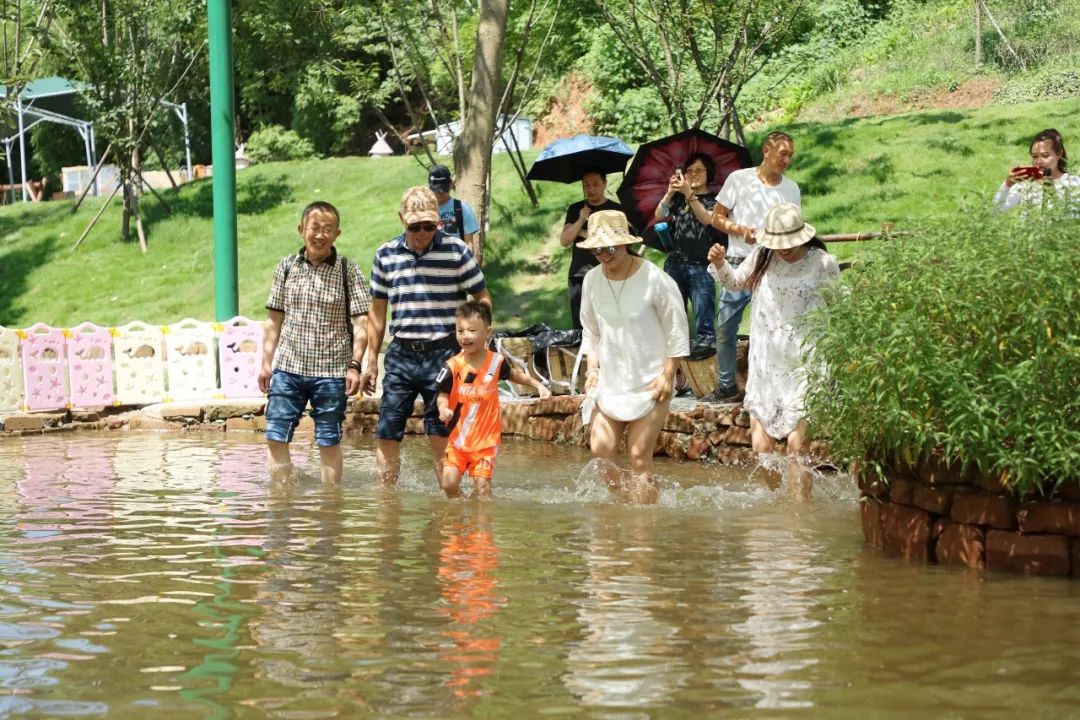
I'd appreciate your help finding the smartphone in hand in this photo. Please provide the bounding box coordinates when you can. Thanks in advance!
[1012,165,1049,180]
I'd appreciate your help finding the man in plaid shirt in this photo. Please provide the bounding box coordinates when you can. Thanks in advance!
[259,201,372,482]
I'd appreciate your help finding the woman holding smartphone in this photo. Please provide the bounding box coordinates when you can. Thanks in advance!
[994,128,1080,215]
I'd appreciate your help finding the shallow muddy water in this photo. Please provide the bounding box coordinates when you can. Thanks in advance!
[0,432,1078,719]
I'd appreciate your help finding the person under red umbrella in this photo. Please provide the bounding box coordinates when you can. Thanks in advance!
[559,169,625,330]
[652,152,726,344]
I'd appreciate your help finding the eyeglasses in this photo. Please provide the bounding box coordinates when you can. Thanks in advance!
[407,222,438,233]
[589,245,618,257]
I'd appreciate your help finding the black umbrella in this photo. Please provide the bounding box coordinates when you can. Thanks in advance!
[525,134,634,184]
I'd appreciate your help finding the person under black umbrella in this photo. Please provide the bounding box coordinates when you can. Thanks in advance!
[559,169,625,330]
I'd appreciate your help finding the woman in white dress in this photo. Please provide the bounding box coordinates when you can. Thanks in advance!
[993,128,1079,216]
[579,211,690,504]
[707,203,839,497]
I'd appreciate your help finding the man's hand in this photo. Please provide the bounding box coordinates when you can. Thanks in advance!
[743,226,757,245]
[578,206,591,224]
[258,364,272,394]
[537,383,552,399]
[346,368,361,397]
[359,366,378,396]
[438,404,454,423]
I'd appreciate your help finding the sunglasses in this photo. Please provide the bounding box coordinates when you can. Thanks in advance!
[407,222,438,233]
[589,245,619,257]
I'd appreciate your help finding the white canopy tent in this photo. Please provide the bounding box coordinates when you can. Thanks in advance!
[0,76,192,203]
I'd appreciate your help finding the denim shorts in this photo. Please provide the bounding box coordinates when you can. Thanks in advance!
[265,370,347,447]
[376,341,457,441]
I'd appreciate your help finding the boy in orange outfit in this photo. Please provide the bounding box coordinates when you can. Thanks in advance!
[436,301,551,498]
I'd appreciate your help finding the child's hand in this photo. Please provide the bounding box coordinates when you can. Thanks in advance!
[707,243,727,268]
[439,405,454,423]
[537,383,552,399]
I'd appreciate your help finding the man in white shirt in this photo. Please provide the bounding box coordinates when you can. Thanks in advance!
[705,131,801,403]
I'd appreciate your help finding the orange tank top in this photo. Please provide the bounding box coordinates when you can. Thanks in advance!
[447,350,505,452]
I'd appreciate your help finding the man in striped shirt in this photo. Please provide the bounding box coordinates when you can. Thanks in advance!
[360,186,492,485]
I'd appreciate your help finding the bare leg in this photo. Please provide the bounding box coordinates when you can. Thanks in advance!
[376,439,401,485]
[267,440,294,481]
[750,418,782,491]
[623,399,670,505]
[472,477,492,499]
[429,435,450,485]
[319,445,343,483]
[589,411,628,495]
[786,421,812,501]
[441,465,464,498]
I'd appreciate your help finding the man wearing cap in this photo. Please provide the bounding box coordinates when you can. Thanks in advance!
[428,164,480,252]
[707,131,800,404]
[359,186,492,486]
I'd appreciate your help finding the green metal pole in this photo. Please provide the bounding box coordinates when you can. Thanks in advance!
[208,0,238,321]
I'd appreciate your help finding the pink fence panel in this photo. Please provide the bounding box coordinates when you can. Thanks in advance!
[66,322,115,408]
[164,318,218,401]
[0,326,23,411]
[218,316,264,399]
[20,323,69,411]
[113,321,166,405]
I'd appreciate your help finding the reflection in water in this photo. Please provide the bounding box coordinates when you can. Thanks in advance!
[435,503,505,702]
[564,506,690,711]
[730,521,827,710]
[1,433,1080,718]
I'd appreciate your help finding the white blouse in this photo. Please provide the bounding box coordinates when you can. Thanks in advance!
[580,259,690,422]
[708,246,839,439]
[993,173,1080,216]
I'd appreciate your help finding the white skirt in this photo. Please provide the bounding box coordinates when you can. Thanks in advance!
[582,389,656,424]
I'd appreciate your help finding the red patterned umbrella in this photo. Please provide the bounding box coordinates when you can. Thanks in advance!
[616,128,752,235]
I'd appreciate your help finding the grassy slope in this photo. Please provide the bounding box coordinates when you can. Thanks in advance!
[1,96,1077,330]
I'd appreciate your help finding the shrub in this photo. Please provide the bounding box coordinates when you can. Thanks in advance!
[803,205,1080,496]
[245,125,317,164]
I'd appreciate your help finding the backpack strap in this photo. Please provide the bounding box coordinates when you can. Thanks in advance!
[454,198,465,236]
[341,256,354,348]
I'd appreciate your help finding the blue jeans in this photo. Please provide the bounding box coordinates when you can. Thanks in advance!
[376,341,457,441]
[715,287,751,390]
[664,255,716,342]
[265,370,347,447]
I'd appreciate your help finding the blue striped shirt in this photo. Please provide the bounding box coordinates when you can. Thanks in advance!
[370,231,486,341]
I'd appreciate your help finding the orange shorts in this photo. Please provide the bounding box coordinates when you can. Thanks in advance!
[444,445,499,481]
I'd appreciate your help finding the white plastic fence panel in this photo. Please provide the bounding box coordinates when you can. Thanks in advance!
[0,326,23,412]
[20,323,69,411]
[66,322,115,408]
[164,318,218,401]
[218,316,264,398]
[113,322,166,405]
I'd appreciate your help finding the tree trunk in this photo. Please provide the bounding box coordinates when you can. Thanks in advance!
[974,0,982,65]
[452,0,509,268]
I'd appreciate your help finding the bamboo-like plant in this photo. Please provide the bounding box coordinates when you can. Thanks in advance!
[803,204,1080,497]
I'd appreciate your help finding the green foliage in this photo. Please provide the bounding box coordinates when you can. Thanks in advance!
[29,123,87,192]
[245,125,318,164]
[803,207,1080,495]
[589,87,667,144]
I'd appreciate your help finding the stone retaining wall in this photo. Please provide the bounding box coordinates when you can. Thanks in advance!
[859,456,1080,577]
[1,395,823,465]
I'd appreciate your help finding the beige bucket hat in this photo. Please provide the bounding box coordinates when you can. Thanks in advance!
[758,202,817,250]
[576,210,642,249]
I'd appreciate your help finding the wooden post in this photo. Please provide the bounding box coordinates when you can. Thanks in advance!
[974,0,982,66]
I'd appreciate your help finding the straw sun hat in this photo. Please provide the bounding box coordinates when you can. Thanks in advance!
[758,202,816,250]
[576,210,642,249]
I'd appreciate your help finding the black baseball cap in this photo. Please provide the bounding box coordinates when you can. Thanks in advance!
[428,164,452,193]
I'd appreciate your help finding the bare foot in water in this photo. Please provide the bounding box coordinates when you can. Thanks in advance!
[787,458,813,502]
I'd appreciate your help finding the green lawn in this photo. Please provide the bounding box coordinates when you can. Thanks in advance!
[1,96,1076,331]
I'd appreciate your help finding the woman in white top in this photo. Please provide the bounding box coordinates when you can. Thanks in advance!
[579,210,690,504]
[707,203,839,499]
[993,128,1080,215]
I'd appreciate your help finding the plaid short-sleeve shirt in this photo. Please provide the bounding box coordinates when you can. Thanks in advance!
[266,247,372,378]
